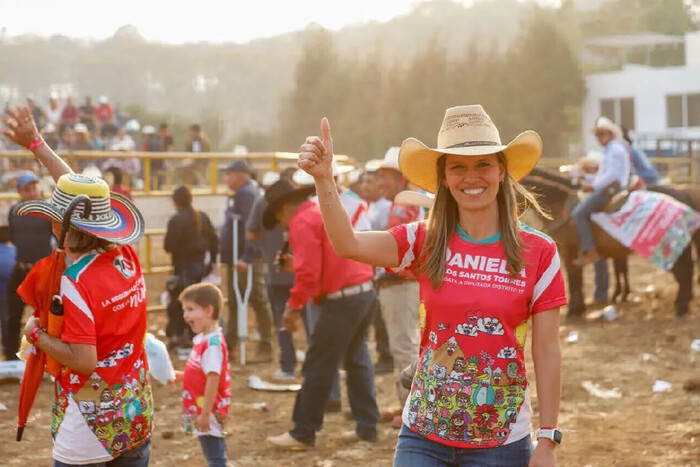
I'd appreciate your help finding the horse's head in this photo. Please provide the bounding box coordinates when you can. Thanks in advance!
[519,174,577,236]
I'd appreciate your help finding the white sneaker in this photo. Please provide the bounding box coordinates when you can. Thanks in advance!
[272,370,296,381]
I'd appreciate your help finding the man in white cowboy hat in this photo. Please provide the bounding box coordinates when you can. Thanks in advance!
[2,105,154,464]
[374,146,422,423]
[572,116,631,267]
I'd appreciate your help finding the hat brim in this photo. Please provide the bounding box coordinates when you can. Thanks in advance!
[398,131,542,192]
[262,185,316,230]
[13,192,145,245]
[394,190,435,209]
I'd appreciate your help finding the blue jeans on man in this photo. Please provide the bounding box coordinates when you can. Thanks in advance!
[572,187,614,252]
[267,284,307,374]
[305,300,342,404]
[289,290,379,446]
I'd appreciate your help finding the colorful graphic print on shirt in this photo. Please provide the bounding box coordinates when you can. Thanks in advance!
[389,222,568,449]
[51,358,154,457]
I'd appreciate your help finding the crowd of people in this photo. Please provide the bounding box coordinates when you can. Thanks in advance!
[0,95,214,190]
[12,99,678,465]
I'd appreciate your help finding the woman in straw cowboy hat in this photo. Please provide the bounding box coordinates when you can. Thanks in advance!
[2,106,153,466]
[298,105,566,466]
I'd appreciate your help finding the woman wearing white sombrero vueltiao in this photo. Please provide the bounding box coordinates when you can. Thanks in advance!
[298,105,566,466]
[2,106,153,466]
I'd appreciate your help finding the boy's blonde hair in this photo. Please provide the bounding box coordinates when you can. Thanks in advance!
[179,283,224,319]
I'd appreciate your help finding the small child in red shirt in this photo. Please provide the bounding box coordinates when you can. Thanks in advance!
[174,283,231,467]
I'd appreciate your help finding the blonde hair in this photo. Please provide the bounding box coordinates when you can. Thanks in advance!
[419,153,549,289]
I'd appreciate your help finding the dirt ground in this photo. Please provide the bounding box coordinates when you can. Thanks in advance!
[1,256,699,467]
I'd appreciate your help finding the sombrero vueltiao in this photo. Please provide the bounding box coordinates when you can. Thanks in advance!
[398,105,542,192]
[13,173,144,245]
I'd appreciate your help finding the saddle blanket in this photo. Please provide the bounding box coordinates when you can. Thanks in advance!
[591,190,700,270]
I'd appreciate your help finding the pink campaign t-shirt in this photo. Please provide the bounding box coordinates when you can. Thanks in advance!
[388,222,567,449]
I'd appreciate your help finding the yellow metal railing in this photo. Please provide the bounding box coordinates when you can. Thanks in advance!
[0,150,355,199]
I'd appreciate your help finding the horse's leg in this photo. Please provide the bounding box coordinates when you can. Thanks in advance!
[619,257,630,302]
[612,259,622,303]
[671,245,693,317]
[694,232,700,286]
[564,255,586,317]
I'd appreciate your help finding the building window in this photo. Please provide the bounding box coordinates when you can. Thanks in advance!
[600,97,635,130]
[666,93,700,128]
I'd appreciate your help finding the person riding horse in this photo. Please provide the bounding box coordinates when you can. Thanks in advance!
[572,117,631,267]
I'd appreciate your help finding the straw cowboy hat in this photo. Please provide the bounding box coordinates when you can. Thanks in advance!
[13,173,145,245]
[398,105,542,192]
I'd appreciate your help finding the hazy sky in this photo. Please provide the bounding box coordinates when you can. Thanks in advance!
[2,0,561,44]
[2,0,426,44]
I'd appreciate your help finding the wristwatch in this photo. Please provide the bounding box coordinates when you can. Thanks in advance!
[536,428,562,445]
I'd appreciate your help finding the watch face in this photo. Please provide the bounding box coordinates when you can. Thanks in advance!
[553,430,563,444]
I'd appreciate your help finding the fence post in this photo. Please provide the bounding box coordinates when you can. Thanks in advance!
[210,157,218,194]
[143,157,151,194]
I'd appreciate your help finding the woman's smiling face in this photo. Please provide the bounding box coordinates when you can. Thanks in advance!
[443,153,504,212]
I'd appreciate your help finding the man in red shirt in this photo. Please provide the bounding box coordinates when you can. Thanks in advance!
[375,147,421,425]
[264,179,380,450]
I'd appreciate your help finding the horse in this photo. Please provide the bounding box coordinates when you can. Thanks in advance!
[521,170,696,318]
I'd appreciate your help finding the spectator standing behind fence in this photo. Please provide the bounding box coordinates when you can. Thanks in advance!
[164,186,219,350]
[219,161,273,362]
[27,96,46,130]
[0,223,16,359]
[159,123,175,152]
[95,96,116,137]
[46,96,62,128]
[5,171,53,360]
[185,124,211,186]
[43,123,60,151]
[78,96,97,135]
[60,97,79,133]
[141,125,166,189]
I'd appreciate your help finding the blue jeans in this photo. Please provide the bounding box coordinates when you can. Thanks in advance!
[306,300,341,403]
[198,435,227,467]
[594,259,609,302]
[54,441,150,467]
[267,284,306,373]
[572,188,613,252]
[394,425,532,467]
[289,290,379,446]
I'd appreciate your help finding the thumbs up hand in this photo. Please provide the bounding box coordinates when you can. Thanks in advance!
[298,117,334,182]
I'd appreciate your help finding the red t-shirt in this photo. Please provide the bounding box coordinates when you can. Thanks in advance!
[95,104,114,122]
[388,222,567,449]
[182,329,231,436]
[52,245,153,463]
[287,200,374,310]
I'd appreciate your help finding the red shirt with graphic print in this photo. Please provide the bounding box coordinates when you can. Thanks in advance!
[388,222,567,449]
[52,245,153,465]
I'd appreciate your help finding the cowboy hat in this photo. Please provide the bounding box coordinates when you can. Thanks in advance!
[398,105,542,192]
[394,190,435,209]
[262,179,316,230]
[592,116,623,139]
[13,173,144,245]
[292,161,354,186]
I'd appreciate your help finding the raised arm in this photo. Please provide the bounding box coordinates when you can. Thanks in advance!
[299,118,399,268]
[2,105,72,181]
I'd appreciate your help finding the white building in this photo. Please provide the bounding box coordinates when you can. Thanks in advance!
[582,32,700,154]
